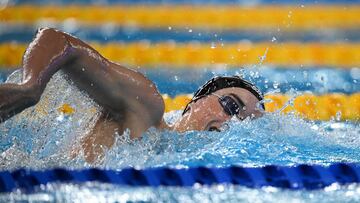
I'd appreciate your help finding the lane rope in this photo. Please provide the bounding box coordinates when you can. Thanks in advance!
[10,0,360,5]
[1,163,360,192]
[54,93,360,121]
[162,93,360,121]
[1,5,360,30]
[1,42,359,67]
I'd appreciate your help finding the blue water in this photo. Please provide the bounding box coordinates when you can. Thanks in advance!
[0,68,359,202]
[142,67,360,96]
[1,67,359,96]
[0,68,359,170]
[3,182,360,203]
[2,0,360,202]
[2,26,360,43]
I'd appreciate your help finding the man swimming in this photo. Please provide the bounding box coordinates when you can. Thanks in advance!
[0,28,264,162]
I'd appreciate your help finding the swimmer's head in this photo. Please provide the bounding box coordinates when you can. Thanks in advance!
[173,76,265,132]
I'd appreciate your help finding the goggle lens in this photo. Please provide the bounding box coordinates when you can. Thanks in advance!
[218,96,240,116]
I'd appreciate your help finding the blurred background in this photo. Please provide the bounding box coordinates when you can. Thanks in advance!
[0,0,359,120]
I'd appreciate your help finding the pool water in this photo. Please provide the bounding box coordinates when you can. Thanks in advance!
[0,67,359,202]
[0,69,359,169]
[1,0,360,201]
[1,182,360,203]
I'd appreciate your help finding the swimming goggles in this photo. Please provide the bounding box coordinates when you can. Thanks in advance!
[183,76,264,116]
[183,93,244,118]
[212,93,244,117]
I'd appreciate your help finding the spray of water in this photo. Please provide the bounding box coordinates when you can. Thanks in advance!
[0,70,359,171]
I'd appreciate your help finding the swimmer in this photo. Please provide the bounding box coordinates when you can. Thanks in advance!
[0,28,264,162]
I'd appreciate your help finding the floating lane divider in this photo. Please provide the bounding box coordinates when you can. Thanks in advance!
[1,42,359,68]
[1,163,360,193]
[162,93,360,121]
[10,0,360,5]
[56,93,360,121]
[1,5,360,30]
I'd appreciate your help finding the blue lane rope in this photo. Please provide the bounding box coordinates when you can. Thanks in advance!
[1,163,360,193]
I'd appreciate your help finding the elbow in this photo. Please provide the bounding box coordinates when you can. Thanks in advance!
[36,27,61,37]
[145,89,165,127]
[35,28,69,46]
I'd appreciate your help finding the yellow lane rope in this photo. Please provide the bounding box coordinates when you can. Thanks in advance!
[162,93,360,121]
[1,42,359,68]
[1,5,360,30]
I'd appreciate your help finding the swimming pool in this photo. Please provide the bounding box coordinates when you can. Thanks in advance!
[1,0,360,202]
[0,66,359,201]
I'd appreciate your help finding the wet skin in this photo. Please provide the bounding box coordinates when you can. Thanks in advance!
[171,88,263,132]
[0,28,262,162]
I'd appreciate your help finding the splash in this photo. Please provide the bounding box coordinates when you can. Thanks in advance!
[101,112,360,169]
[0,70,101,170]
[0,70,359,171]
[2,182,360,203]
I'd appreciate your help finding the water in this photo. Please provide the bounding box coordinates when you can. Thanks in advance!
[2,182,360,202]
[0,69,359,201]
[0,70,359,170]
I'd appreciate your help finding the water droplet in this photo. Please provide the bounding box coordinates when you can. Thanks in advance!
[210,42,216,49]
[288,11,293,18]
[168,26,172,30]
[335,111,342,121]
[188,29,192,33]
[56,114,64,122]
[350,67,360,79]
[259,55,266,62]
[303,71,308,78]
[220,123,230,131]
[273,82,279,89]
[217,185,225,192]
[271,37,277,42]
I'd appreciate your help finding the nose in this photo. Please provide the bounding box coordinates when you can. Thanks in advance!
[173,112,205,132]
[173,107,230,132]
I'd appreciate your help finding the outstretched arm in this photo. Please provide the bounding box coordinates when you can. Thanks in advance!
[0,28,165,137]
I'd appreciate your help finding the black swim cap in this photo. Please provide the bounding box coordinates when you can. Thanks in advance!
[185,76,265,114]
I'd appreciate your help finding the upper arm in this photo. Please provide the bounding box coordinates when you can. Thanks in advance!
[101,63,165,129]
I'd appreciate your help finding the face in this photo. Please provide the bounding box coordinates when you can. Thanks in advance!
[172,87,263,132]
